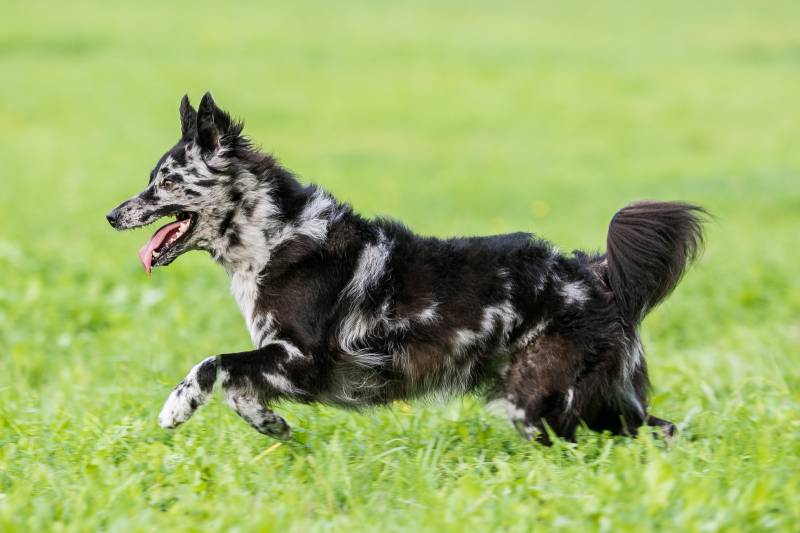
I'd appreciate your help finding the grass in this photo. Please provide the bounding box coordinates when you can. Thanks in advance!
[1,0,799,530]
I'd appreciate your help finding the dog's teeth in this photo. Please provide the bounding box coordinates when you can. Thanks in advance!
[152,251,160,258]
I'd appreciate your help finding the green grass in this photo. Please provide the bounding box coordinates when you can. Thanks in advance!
[2,0,799,530]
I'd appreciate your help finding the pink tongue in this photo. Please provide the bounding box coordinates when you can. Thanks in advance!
[138,220,184,276]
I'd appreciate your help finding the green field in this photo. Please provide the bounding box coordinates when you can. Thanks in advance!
[2,1,799,531]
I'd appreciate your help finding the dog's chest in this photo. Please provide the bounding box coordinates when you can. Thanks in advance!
[229,268,263,346]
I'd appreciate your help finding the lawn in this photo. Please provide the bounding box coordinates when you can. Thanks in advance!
[1,0,799,531]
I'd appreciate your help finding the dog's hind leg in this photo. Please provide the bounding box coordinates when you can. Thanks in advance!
[158,356,219,429]
[580,356,663,438]
[503,335,581,445]
[645,415,677,439]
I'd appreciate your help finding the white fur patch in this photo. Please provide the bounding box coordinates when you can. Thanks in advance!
[263,372,301,394]
[494,398,527,422]
[415,301,440,324]
[270,339,305,360]
[508,405,526,422]
[622,338,644,381]
[343,235,391,301]
[295,190,333,240]
[616,338,645,418]
[264,188,335,254]
[487,399,529,423]
[515,320,550,348]
[481,302,518,342]
[626,388,645,418]
[222,389,292,439]
[561,281,589,306]
[229,268,261,344]
[219,187,280,270]
[339,309,380,354]
[385,300,441,334]
[158,356,217,429]
[452,301,519,355]
[337,233,393,354]
[453,328,482,354]
[565,387,575,411]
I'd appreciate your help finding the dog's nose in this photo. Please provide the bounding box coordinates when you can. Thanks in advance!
[106,209,119,227]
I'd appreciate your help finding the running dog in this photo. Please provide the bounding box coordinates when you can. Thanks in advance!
[107,93,706,444]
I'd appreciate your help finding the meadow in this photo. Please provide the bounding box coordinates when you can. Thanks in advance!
[1,1,799,531]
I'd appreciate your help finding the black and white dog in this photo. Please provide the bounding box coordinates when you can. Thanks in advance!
[107,93,706,444]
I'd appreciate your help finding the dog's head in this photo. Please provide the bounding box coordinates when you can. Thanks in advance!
[107,93,257,274]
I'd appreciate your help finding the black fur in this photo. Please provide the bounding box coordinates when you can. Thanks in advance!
[607,201,707,325]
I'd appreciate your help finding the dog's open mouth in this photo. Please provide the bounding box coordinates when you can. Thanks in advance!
[138,212,195,275]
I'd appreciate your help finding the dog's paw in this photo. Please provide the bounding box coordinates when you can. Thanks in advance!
[224,392,292,440]
[646,414,677,442]
[260,415,292,440]
[157,356,218,429]
[157,383,195,429]
[654,421,677,441]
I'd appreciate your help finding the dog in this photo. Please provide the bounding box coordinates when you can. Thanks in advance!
[107,92,706,444]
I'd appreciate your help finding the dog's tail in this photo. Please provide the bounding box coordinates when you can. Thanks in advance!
[606,201,707,325]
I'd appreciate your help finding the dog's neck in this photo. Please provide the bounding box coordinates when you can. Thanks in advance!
[206,162,343,343]
[206,163,323,270]
[209,173,282,276]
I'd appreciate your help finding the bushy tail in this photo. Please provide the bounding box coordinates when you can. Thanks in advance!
[606,201,707,325]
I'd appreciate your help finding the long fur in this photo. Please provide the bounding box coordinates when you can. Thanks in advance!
[108,93,707,444]
[607,201,707,325]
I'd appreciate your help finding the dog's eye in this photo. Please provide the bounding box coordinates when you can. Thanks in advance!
[161,179,175,190]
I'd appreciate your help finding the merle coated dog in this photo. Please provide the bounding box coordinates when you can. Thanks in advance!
[107,93,706,444]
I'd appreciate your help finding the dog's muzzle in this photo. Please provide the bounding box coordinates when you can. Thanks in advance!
[106,207,121,228]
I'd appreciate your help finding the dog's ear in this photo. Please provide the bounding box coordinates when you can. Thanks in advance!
[196,92,233,153]
[179,94,197,140]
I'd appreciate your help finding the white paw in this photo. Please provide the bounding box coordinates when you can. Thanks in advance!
[157,357,217,429]
[157,385,195,429]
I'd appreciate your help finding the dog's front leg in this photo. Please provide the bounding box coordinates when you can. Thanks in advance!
[156,354,291,438]
[158,356,219,429]
[218,341,315,440]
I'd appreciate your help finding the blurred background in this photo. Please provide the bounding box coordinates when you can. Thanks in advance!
[1,1,798,531]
